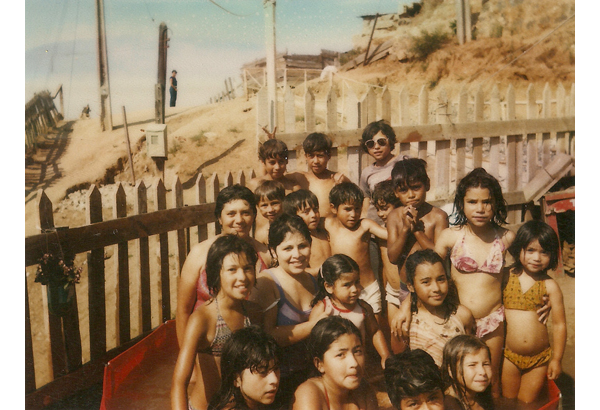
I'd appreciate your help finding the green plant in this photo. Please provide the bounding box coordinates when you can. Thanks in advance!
[405,2,422,17]
[409,29,450,61]
[35,253,82,289]
[450,20,457,35]
[191,131,208,146]
[295,115,305,122]
[228,127,241,133]
[169,141,182,155]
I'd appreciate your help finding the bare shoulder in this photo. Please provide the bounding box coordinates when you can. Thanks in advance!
[429,205,449,221]
[292,378,324,410]
[544,277,564,298]
[499,226,516,246]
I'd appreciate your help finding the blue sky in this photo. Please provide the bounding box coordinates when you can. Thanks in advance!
[25,0,410,120]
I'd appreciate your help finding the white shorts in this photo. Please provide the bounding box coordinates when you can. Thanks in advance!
[360,280,382,314]
[385,282,410,308]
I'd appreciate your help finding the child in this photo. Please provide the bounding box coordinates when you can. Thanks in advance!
[442,335,494,410]
[384,349,448,410]
[208,325,281,410]
[282,189,332,277]
[502,220,566,403]
[296,132,350,218]
[253,180,285,245]
[405,250,473,367]
[309,254,391,369]
[247,139,301,194]
[325,182,388,322]
[172,235,259,410]
[292,316,378,410]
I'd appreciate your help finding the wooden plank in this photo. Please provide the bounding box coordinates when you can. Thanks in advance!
[418,86,428,125]
[156,179,171,322]
[173,176,187,276]
[86,185,106,361]
[26,279,36,394]
[196,174,208,243]
[235,170,246,187]
[305,88,315,132]
[284,86,295,133]
[398,86,410,126]
[359,94,368,129]
[527,84,539,181]
[326,83,338,131]
[381,86,391,123]
[345,89,359,129]
[208,173,220,236]
[456,138,466,183]
[346,146,361,185]
[366,87,376,123]
[113,183,130,345]
[457,86,468,123]
[135,181,152,333]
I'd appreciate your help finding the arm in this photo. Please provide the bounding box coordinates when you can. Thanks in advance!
[412,208,449,251]
[364,218,388,240]
[390,293,413,338]
[332,172,351,184]
[456,305,475,335]
[360,300,391,368]
[434,228,454,260]
[546,280,567,380]
[386,209,412,265]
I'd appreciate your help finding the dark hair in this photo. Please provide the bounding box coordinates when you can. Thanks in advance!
[508,220,560,272]
[268,213,312,256]
[254,180,285,203]
[372,180,402,210]
[405,250,459,320]
[361,120,397,153]
[303,132,333,156]
[312,254,360,306]
[441,335,494,410]
[308,317,363,370]
[214,184,257,221]
[391,157,430,192]
[208,326,281,410]
[282,189,320,216]
[329,182,364,209]
[206,234,259,297]
[384,349,444,410]
[259,139,289,162]
[453,168,507,226]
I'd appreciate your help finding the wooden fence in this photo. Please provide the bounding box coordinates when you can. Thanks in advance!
[25,87,64,153]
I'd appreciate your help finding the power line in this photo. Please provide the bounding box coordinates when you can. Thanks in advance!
[208,0,252,17]
[66,0,82,118]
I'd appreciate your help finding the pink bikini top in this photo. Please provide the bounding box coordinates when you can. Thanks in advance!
[450,231,505,274]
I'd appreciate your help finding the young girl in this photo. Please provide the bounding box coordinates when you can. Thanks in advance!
[249,213,328,407]
[502,220,566,404]
[309,254,390,369]
[208,326,281,410]
[442,334,494,410]
[405,249,474,367]
[292,316,378,410]
[172,235,259,410]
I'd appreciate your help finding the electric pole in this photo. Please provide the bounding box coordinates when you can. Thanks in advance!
[156,23,168,124]
[95,0,113,131]
[264,0,277,133]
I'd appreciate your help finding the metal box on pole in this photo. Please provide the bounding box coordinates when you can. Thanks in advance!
[146,124,168,158]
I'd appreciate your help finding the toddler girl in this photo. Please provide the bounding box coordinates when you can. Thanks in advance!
[405,249,473,367]
[309,254,390,368]
[172,235,258,410]
[442,334,494,410]
[208,325,281,410]
[292,316,378,410]
[502,220,566,403]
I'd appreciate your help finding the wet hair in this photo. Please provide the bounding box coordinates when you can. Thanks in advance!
[384,349,445,410]
[303,132,333,156]
[205,234,259,297]
[405,250,459,320]
[308,316,363,373]
[258,139,289,162]
[208,325,281,410]
[267,213,312,258]
[441,335,494,410]
[254,180,285,203]
[391,157,430,192]
[508,220,560,272]
[361,120,397,153]
[453,167,507,226]
[372,180,402,210]
[329,181,364,209]
[214,184,257,222]
[311,254,360,307]
[282,189,320,216]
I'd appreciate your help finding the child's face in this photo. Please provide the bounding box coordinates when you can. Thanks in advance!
[235,360,280,407]
[316,333,364,391]
[365,131,392,162]
[274,231,311,274]
[399,389,445,410]
[325,271,361,308]
[408,262,448,309]
[263,157,288,180]
[463,187,494,227]
[519,239,551,274]
[220,252,255,301]
[459,349,492,394]
[297,204,320,231]
[305,151,330,175]
[375,200,396,224]
[258,197,282,222]
[331,202,362,229]
[394,181,427,209]
[218,199,255,237]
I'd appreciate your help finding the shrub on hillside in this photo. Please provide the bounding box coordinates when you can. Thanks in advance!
[409,29,450,61]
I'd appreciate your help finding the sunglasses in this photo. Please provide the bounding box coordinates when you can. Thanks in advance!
[364,137,388,149]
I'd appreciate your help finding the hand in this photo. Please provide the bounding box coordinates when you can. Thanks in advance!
[381,356,388,370]
[390,309,411,339]
[401,206,418,231]
[537,295,552,324]
[547,359,562,380]
[332,172,346,185]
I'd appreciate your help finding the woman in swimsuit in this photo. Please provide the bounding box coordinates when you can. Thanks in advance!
[292,316,378,410]
[172,235,259,410]
[249,214,328,408]
[176,184,272,347]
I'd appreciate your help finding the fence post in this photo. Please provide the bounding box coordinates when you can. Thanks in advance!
[135,180,152,333]
[556,83,567,153]
[366,87,377,123]
[207,173,220,237]
[381,86,391,124]
[473,85,484,169]
[489,85,501,180]
[173,176,187,278]
[541,82,552,167]
[195,174,208,243]
[305,87,316,132]
[506,84,522,192]
[326,83,338,131]
[456,86,468,182]
[114,183,130,345]
[417,85,428,161]
[284,86,295,133]
[435,87,450,199]
[156,179,170,324]
[526,83,539,181]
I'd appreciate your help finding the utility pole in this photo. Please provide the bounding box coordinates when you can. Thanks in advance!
[455,0,472,45]
[263,0,277,133]
[156,23,168,124]
[95,0,113,131]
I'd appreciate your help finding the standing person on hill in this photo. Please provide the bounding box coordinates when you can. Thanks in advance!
[170,70,178,107]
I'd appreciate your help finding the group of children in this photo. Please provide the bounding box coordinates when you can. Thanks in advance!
[172,120,567,410]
